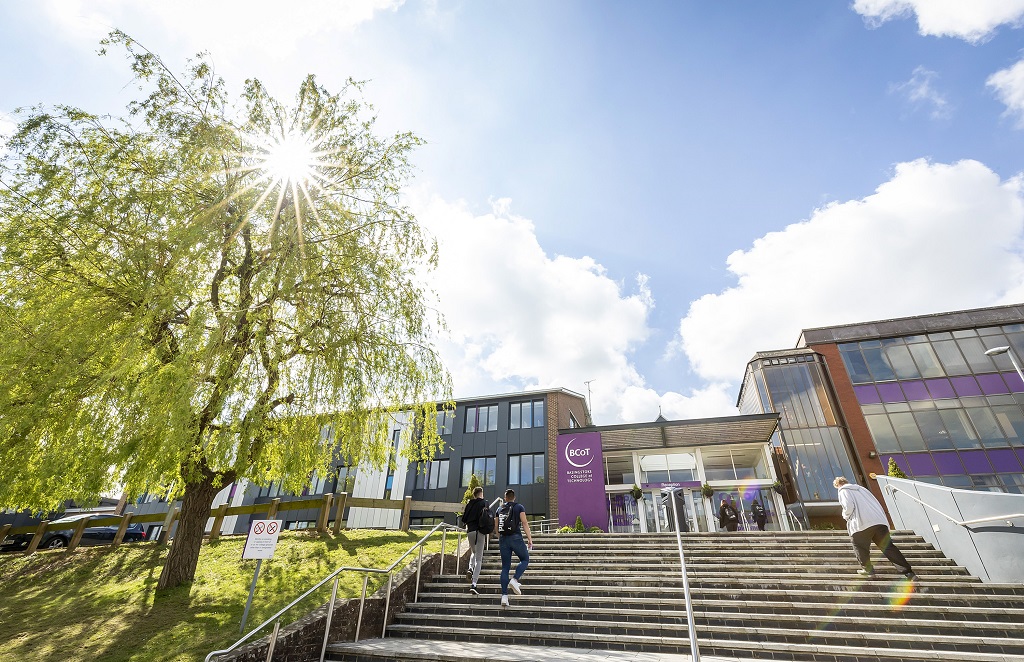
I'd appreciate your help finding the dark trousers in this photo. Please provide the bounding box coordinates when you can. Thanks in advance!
[851,524,912,574]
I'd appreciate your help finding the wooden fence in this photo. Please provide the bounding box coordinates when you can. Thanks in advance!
[0,493,463,555]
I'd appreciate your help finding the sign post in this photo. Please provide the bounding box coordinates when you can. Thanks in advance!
[240,519,282,633]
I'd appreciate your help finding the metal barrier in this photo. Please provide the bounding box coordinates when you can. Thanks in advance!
[204,522,465,662]
[785,509,805,531]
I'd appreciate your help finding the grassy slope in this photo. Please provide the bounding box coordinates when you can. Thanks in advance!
[0,530,443,661]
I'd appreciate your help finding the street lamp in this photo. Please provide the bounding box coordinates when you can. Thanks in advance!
[984,346,1024,385]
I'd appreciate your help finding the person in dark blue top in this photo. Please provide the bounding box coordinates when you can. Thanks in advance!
[495,488,533,607]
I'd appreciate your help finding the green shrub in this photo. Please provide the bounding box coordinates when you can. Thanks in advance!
[887,457,908,479]
[556,526,574,533]
[587,526,603,533]
[574,516,585,533]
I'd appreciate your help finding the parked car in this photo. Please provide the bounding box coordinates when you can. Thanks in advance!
[1,515,146,551]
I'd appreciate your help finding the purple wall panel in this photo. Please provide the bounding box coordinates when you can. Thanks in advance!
[900,381,930,401]
[950,376,982,397]
[556,432,609,530]
[853,384,881,405]
[905,453,938,476]
[987,448,1022,472]
[932,452,965,475]
[959,450,993,474]
[924,378,956,400]
[1003,371,1024,393]
[976,373,1010,395]
[876,383,905,403]
[1017,448,1024,471]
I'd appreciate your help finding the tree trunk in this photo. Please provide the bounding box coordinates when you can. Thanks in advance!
[157,476,220,590]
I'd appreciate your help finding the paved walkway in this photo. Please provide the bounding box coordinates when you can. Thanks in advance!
[330,639,750,661]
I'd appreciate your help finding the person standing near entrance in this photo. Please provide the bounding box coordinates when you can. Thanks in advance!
[496,488,533,607]
[719,498,739,532]
[460,486,490,595]
[750,499,768,531]
[833,477,917,581]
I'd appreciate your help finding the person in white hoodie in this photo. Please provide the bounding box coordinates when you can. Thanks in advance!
[833,477,917,581]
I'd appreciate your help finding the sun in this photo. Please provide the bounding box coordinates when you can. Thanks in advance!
[262,131,317,186]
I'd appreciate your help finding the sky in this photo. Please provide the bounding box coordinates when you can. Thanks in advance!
[2,1,1024,425]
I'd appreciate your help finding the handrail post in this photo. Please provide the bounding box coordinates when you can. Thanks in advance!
[454,530,462,576]
[668,489,700,662]
[354,573,369,642]
[440,528,447,576]
[381,572,394,638]
[318,576,341,662]
[415,545,424,602]
[264,621,280,662]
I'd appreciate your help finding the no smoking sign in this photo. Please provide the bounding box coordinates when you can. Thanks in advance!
[243,519,283,560]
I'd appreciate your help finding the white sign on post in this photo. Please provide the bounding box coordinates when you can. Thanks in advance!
[242,519,282,559]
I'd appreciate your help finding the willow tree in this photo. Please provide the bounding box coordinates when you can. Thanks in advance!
[0,32,451,590]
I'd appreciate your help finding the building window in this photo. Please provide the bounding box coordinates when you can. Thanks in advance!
[465,405,498,433]
[569,412,579,428]
[461,456,496,486]
[414,459,450,490]
[334,465,356,493]
[509,399,545,429]
[509,453,545,484]
[258,481,285,498]
[410,517,444,527]
[384,429,401,499]
[436,410,455,435]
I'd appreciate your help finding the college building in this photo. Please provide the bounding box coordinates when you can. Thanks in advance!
[741,303,1024,520]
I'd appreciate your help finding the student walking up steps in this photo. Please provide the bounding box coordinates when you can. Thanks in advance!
[496,488,533,607]
[460,486,492,595]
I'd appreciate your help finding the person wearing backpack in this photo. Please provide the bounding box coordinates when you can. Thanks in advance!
[460,486,492,595]
[495,488,533,607]
[719,498,739,532]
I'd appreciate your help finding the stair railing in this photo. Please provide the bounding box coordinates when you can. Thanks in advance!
[665,487,701,661]
[785,509,805,531]
[883,485,1024,527]
[204,521,465,662]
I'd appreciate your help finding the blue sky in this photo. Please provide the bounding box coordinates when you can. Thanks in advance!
[3,1,1024,424]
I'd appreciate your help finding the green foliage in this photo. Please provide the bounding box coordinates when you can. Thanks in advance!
[701,483,714,499]
[629,484,643,501]
[462,472,482,504]
[586,526,603,533]
[556,526,574,533]
[0,32,451,586]
[887,457,909,479]
[574,516,585,533]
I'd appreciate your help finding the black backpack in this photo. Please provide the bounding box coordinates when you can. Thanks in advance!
[499,503,520,535]
[477,503,495,534]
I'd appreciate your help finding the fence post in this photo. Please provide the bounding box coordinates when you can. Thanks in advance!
[209,504,229,541]
[26,520,50,554]
[112,513,134,548]
[401,496,413,532]
[332,493,347,535]
[267,498,281,520]
[0,524,10,549]
[317,494,333,534]
[158,507,179,544]
[67,517,90,552]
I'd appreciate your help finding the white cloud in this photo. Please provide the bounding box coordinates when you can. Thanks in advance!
[988,59,1024,127]
[852,0,1024,43]
[890,66,952,120]
[0,112,14,156]
[677,159,1024,382]
[413,194,737,424]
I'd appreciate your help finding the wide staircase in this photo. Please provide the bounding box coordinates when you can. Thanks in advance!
[327,530,1024,661]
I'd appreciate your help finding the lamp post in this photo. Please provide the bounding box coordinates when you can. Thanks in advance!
[984,346,1024,386]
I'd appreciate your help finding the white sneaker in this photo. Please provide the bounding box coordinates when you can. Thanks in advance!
[500,594,510,607]
[509,578,522,595]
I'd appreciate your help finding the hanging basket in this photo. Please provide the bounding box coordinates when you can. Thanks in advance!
[629,485,643,501]
[700,483,714,499]
[772,480,784,495]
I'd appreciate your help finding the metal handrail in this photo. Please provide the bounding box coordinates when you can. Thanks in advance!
[884,485,1024,528]
[786,509,805,531]
[665,488,700,661]
[205,521,465,662]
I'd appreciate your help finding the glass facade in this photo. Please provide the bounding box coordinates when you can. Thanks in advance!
[743,352,858,502]
[838,324,1024,492]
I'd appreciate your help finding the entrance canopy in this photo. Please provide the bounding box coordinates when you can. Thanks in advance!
[565,413,780,453]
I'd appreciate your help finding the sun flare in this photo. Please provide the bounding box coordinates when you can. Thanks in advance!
[263,132,317,186]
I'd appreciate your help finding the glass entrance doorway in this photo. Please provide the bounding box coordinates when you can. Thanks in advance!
[642,488,709,533]
[713,487,780,531]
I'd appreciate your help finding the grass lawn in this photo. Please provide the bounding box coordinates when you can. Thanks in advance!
[0,530,446,661]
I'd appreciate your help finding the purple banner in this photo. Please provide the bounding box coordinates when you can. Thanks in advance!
[556,432,608,530]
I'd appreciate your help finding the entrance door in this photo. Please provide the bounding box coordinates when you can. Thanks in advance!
[642,489,707,533]
[713,487,779,531]
[606,492,642,533]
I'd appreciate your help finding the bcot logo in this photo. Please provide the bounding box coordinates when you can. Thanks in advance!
[564,437,595,468]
